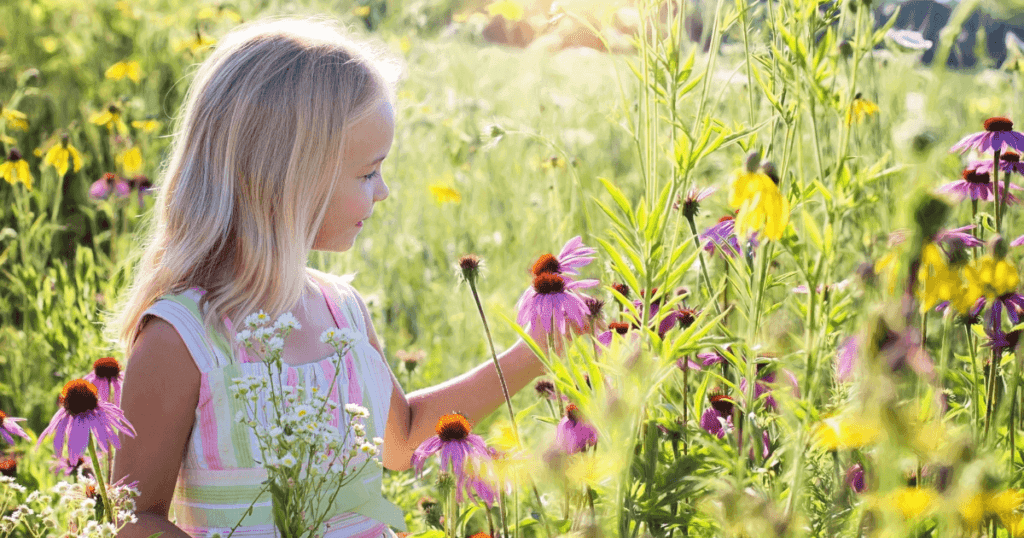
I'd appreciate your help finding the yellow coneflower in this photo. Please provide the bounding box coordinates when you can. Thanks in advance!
[42,135,83,177]
[889,487,936,519]
[485,0,525,21]
[118,147,143,176]
[131,119,161,133]
[972,254,1019,300]
[1,107,28,131]
[845,92,879,125]
[728,157,789,241]
[352,5,371,16]
[0,135,15,147]
[104,61,141,83]
[197,6,241,22]
[89,104,128,135]
[176,31,217,55]
[429,183,462,204]
[813,415,881,451]
[0,149,33,190]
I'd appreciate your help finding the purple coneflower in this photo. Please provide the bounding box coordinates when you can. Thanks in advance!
[0,457,15,478]
[678,186,716,219]
[530,236,597,277]
[89,173,130,199]
[969,150,1024,176]
[552,404,598,454]
[456,473,497,505]
[83,357,123,404]
[984,292,1024,338]
[950,117,1024,154]
[739,362,800,412]
[701,216,742,258]
[411,413,490,481]
[985,328,1022,354]
[938,168,1022,204]
[935,225,984,250]
[597,321,631,346]
[516,273,598,335]
[836,336,859,383]
[846,463,866,493]
[700,392,735,439]
[37,379,136,463]
[0,410,30,446]
[50,456,87,477]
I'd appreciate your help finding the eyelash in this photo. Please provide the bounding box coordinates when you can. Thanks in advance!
[362,170,379,181]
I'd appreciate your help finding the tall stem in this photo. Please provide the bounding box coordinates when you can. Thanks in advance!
[87,437,116,525]
[467,278,519,443]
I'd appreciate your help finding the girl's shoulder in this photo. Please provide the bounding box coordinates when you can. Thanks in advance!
[306,267,361,301]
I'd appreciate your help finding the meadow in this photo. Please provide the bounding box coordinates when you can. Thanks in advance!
[2,0,1024,536]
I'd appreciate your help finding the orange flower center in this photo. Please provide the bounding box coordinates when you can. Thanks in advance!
[985,117,1014,132]
[963,170,991,185]
[566,404,582,424]
[718,215,735,223]
[0,410,6,421]
[435,413,471,441]
[458,255,481,271]
[609,322,630,334]
[92,357,121,379]
[0,458,15,478]
[611,283,630,298]
[59,380,99,416]
[709,393,734,416]
[1004,151,1021,163]
[532,273,565,294]
[531,254,560,276]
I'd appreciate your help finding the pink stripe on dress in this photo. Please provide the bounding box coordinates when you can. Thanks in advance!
[197,374,225,470]
[318,280,363,407]
[321,360,341,429]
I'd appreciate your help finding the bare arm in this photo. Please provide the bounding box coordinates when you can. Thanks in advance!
[349,295,545,471]
[114,318,200,538]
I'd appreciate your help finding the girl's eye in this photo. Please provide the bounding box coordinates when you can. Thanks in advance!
[362,170,379,182]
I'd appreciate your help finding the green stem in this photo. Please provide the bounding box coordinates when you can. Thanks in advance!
[87,437,115,525]
[467,278,519,443]
[966,324,981,443]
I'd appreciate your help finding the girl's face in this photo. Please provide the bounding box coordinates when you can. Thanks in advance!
[313,101,394,252]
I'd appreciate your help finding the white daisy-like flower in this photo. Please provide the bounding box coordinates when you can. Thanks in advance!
[320,328,338,344]
[345,403,369,417]
[235,329,252,343]
[244,310,271,328]
[372,436,383,445]
[253,326,274,341]
[266,336,285,353]
[279,452,298,467]
[293,404,314,418]
[274,312,301,331]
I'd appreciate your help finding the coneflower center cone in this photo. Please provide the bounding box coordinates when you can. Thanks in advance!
[435,413,471,441]
[0,410,6,421]
[964,170,991,184]
[532,273,565,294]
[1004,151,1021,163]
[609,322,630,335]
[0,458,15,478]
[7,149,21,162]
[985,117,1014,132]
[709,394,735,416]
[92,357,121,379]
[531,254,560,276]
[566,404,582,424]
[60,380,99,416]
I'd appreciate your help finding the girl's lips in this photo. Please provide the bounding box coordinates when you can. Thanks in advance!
[356,221,363,227]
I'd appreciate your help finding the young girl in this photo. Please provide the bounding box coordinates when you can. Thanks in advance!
[110,18,546,538]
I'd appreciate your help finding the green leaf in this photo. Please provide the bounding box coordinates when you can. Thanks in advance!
[801,210,824,252]
[600,177,636,227]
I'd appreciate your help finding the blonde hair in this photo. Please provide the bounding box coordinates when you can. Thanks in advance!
[108,17,399,351]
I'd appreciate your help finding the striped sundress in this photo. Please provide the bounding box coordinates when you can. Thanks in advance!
[138,270,407,537]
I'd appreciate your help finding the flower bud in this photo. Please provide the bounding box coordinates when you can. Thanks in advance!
[458,254,482,284]
[988,234,1009,260]
[745,151,761,173]
[913,194,949,242]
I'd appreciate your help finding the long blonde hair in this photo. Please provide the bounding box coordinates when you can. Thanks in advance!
[108,17,398,352]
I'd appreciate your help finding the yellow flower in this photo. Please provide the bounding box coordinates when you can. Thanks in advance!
[917,243,958,311]
[0,135,15,146]
[486,0,525,21]
[973,254,1020,299]
[813,415,881,450]
[729,169,789,241]
[959,489,1024,532]
[846,93,879,125]
[118,147,143,176]
[540,155,565,169]
[89,106,128,135]
[176,33,217,55]
[0,149,33,190]
[2,107,29,131]
[104,61,141,83]
[429,183,461,204]
[353,5,371,16]
[42,138,83,177]
[131,119,162,133]
[890,487,936,519]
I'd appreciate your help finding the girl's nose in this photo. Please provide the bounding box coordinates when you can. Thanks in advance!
[374,175,389,202]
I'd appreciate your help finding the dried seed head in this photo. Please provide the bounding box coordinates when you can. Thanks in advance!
[458,254,482,283]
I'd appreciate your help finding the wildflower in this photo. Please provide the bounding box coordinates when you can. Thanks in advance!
[539,155,565,169]
[127,175,154,207]
[813,415,881,450]
[89,104,128,135]
[50,456,86,477]
[0,149,33,190]
[117,147,143,176]
[396,349,426,373]
[846,463,866,493]
[611,282,630,299]
[970,149,1024,177]
[457,254,482,283]
[597,321,631,346]
[104,61,141,83]
[429,183,461,204]
[937,169,1020,203]
[529,236,597,277]
[935,225,984,250]
[729,157,789,241]
[486,0,525,21]
[972,253,1019,300]
[0,106,28,131]
[176,31,217,55]
[456,473,498,506]
[37,379,136,463]
[0,410,30,445]
[89,173,130,199]
[534,379,556,399]
[845,92,880,125]
[552,404,598,455]
[0,457,15,478]
[83,357,124,404]
[886,28,933,51]
[584,297,605,322]
[739,361,801,412]
[951,117,1024,154]
[836,336,859,382]
[890,487,936,519]
[131,119,161,132]
[515,272,599,335]
[701,216,750,258]
[411,413,490,481]
[678,186,716,219]
[42,134,83,177]
[700,392,734,439]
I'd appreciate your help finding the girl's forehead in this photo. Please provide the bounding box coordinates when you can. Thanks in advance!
[345,101,394,163]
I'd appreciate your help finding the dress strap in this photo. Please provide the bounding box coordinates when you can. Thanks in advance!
[139,289,233,373]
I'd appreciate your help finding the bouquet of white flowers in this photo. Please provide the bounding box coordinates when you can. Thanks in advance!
[228,311,382,537]
[0,472,140,538]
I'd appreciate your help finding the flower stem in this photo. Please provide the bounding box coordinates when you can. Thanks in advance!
[994,150,1003,233]
[966,324,981,442]
[467,278,519,444]
[87,436,115,525]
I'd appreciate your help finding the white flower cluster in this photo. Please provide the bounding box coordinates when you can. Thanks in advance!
[236,311,304,357]
[0,472,139,536]
[320,327,363,348]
